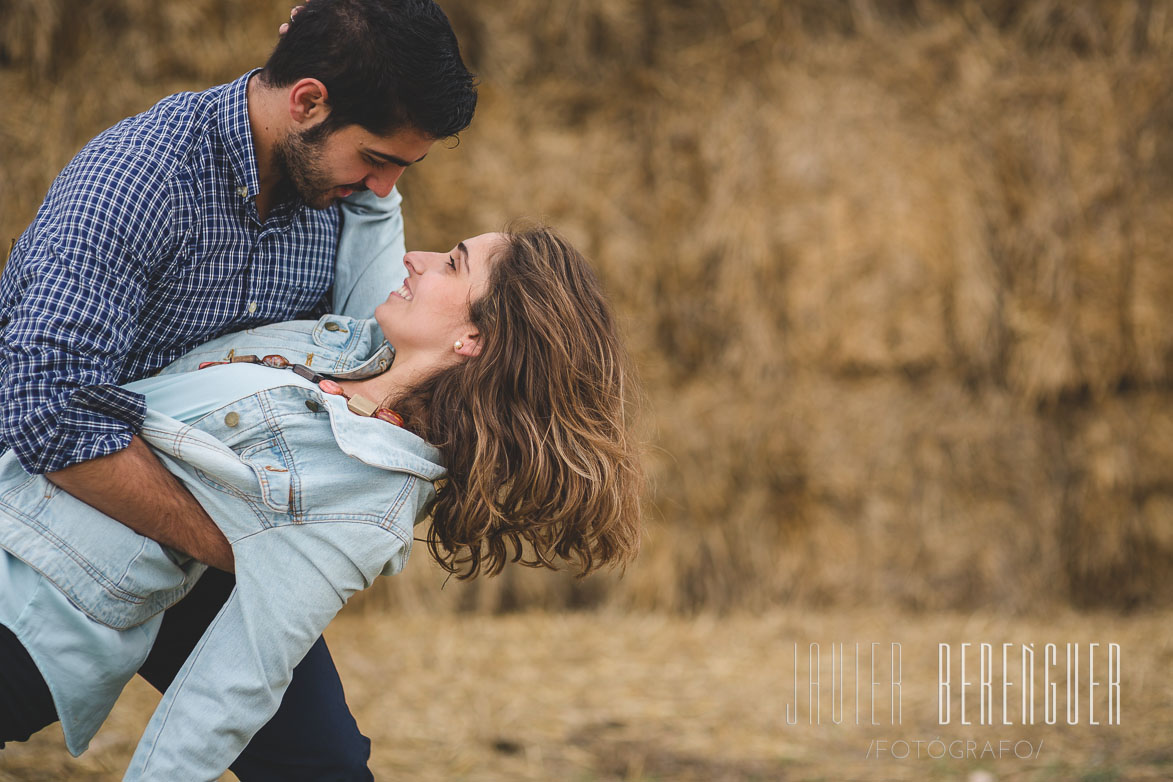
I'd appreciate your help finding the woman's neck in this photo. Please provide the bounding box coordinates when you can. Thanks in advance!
[336,351,445,409]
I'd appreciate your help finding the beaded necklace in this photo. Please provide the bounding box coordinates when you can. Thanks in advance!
[198,354,405,426]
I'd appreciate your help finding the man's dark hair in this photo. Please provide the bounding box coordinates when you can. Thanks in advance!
[262,0,477,139]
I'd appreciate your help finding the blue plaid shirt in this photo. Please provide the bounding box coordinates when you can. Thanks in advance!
[0,71,340,474]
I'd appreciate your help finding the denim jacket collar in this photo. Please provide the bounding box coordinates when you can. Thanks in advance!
[313,390,443,477]
[155,314,439,475]
[310,316,396,379]
[160,314,394,379]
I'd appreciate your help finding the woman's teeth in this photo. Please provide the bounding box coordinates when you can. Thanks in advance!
[396,284,413,301]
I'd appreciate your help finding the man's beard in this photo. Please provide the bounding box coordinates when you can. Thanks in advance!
[273,123,361,210]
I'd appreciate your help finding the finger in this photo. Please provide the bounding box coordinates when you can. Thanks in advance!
[280,3,306,36]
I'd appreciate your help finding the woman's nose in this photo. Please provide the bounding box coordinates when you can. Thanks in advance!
[404,251,443,273]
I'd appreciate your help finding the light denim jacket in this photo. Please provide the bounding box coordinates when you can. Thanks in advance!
[0,312,444,780]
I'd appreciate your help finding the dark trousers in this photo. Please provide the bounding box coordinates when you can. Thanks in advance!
[0,622,57,745]
[0,569,373,782]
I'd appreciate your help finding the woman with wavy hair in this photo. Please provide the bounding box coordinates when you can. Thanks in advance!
[0,224,642,779]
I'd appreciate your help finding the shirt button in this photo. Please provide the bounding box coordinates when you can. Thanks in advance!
[305,400,320,413]
[236,185,248,198]
[247,302,258,314]
[323,321,341,332]
[224,412,240,427]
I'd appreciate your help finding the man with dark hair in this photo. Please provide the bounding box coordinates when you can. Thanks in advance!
[266,0,476,139]
[0,0,475,778]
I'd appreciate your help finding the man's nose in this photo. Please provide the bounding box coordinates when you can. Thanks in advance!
[365,167,404,198]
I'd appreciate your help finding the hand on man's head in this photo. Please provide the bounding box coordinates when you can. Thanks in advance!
[278,3,309,36]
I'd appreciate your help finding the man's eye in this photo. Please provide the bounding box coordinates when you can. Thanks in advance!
[447,256,457,270]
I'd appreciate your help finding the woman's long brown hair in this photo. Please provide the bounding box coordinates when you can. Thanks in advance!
[392,224,643,579]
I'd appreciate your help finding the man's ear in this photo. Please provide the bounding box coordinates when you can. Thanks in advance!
[288,78,330,125]
[455,332,483,357]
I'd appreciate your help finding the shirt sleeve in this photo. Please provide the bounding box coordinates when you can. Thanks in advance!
[0,143,173,473]
[333,186,406,319]
[123,519,409,781]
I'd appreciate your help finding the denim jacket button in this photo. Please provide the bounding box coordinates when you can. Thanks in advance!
[224,412,240,427]
[305,400,320,413]
[323,321,342,332]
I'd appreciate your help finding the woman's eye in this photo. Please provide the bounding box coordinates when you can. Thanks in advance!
[447,256,457,270]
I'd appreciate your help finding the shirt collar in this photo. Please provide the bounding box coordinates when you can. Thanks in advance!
[217,69,263,204]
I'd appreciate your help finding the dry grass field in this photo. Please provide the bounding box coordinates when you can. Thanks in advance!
[2,609,1171,781]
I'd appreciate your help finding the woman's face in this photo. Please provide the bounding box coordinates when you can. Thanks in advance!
[374,232,505,358]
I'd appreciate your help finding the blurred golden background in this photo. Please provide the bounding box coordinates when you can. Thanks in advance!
[5,0,1170,614]
[2,3,1172,779]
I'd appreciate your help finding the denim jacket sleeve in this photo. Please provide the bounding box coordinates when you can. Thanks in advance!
[124,518,413,781]
[332,187,405,319]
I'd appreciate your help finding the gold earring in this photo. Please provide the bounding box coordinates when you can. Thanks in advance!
[454,340,463,351]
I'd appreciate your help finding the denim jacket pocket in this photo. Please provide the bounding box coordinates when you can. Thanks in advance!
[179,395,298,518]
[238,439,293,514]
[0,469,53,516]
[0,460,196,629]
